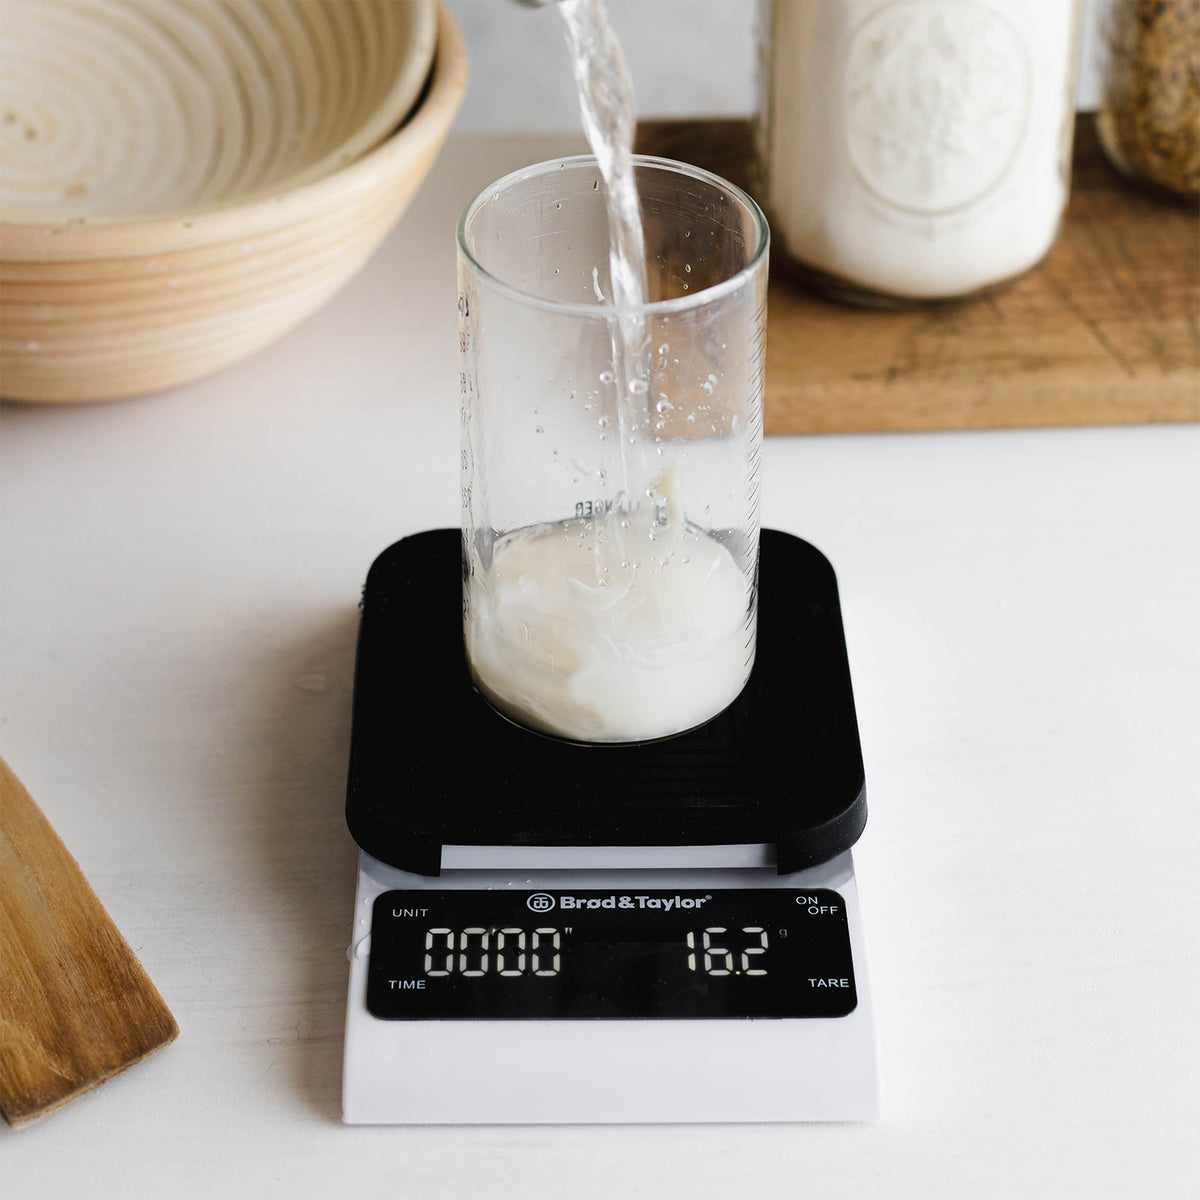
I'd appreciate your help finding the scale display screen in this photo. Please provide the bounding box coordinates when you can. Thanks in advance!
[366,888,856,1020]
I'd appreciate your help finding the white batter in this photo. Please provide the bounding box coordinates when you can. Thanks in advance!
[465,479,754,744]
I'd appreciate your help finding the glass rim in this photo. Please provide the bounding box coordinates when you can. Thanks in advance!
[455,154,770,318]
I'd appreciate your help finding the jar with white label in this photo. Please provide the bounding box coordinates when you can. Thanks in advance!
[756,0,1083,306]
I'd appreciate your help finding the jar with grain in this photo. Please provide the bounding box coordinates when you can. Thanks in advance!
[1096,0,1200,199]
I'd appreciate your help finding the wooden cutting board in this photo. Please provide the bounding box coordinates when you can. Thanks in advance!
[636,116,1200,434]
[0,757,178,1128]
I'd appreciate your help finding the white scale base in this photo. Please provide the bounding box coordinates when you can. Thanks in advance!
[342,845,879,1125]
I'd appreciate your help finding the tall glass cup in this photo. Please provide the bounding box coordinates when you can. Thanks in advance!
[457,156,769,744]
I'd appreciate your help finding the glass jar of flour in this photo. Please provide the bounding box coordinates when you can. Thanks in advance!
[756,0,1083,306]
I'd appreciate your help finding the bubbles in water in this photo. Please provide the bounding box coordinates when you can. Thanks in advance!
[599,369,615,384]
[684,264,692,273]
[655,395,673,413]
[628,378,648,396]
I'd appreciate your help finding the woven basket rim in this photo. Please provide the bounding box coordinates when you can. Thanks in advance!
[0,3,467,261]
[0,0,441,232]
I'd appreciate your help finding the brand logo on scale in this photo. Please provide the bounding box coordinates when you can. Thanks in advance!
[525,893,713,913]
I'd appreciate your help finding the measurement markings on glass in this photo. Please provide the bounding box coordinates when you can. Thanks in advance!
[366,889,857,1020]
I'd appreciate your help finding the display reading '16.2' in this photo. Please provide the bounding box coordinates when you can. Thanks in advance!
[421,927,771,978]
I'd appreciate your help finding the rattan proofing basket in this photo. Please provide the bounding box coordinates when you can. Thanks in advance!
[0,1,466,403]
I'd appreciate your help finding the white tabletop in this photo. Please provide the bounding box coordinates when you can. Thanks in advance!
[3,133,1198,1199]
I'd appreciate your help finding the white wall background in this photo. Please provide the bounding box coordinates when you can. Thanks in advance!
[443,0,1113,133]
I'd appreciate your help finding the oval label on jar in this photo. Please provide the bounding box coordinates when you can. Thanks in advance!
[842,0,1032,215]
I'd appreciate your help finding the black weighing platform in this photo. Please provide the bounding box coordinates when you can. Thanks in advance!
[345,528,867,876]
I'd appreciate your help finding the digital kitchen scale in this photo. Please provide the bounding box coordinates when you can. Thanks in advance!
[342,528,878,1124]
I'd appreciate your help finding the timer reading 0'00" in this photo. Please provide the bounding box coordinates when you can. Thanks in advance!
[422,926,772,979]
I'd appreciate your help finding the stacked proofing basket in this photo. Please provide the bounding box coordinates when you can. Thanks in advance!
[0,1,468,403]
